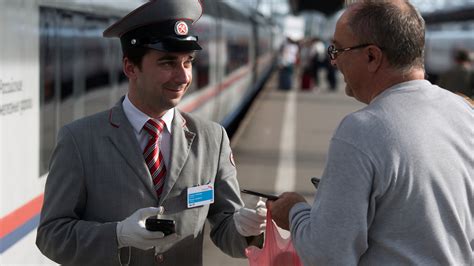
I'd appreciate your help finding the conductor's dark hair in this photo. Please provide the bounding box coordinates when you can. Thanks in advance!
[347,0,425,72]
[123,47,151,69]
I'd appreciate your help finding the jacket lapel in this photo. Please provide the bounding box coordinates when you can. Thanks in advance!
[160,110,195,203]
[107,98,158,200]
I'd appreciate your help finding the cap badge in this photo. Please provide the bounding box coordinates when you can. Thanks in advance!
[174,21,188,36]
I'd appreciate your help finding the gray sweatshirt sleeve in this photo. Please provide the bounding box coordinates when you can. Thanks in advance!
[289,138,374,265]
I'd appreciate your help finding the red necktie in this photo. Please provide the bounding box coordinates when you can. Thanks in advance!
[143,119,167,198]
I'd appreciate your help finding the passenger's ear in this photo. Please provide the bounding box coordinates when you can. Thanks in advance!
[367,45,383,72]
[123,57,138,80]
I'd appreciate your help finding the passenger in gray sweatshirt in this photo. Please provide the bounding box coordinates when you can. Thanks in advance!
[268,0,474,265]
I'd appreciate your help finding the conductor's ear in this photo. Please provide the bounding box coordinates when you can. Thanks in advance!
[123,57,138,80]
[367,45,383,72]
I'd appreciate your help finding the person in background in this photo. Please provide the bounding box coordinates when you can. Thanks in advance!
[310,37,327,90]
[438,48,474,99]
[268,0,473,265]
[278,37,299,90]
[299,37,326,91]
[299,38,316,90]
[36,0,266,265]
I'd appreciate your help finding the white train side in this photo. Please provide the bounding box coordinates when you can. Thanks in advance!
[0,0,279,264]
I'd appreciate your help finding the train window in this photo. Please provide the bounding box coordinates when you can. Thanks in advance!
[58,12,77,127]
[194,49,210,89]
[218,3,251,75]
[39,7,58,175]
[56,13,77,101]
[201,0,218,17]
[219,3,249,22]
[186,15,217,93]
[223,21,250,74]
[83,17,119,116]
[39,7,124,176]
[258,27,272,57]
[84,17,111,92]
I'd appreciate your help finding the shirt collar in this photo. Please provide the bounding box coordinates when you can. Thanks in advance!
[123,94,174,134]
[371,79,431,103]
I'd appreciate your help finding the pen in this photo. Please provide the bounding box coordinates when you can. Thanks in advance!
[241,189,279,200]
[311,177,320,188]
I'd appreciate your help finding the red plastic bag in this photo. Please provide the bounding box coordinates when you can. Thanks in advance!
[245,211,303,266]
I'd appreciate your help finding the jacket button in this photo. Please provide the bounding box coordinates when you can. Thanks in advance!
[155,254,164,263]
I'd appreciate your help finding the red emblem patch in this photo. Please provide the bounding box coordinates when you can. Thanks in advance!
[175,21,188,36]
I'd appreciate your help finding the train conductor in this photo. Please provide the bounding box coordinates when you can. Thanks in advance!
[36,0,267,265]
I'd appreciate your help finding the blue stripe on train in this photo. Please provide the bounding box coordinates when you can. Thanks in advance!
[0,214,40,253]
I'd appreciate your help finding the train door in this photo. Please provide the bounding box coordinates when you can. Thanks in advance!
[82,15,123,116]
[39,8,82,174]
[39,8,123,176]
[39,8,84,174]
[1,2,54,263]
[39,7,60,175]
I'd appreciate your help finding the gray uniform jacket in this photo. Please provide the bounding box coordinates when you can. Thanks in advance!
[36,98,248,266]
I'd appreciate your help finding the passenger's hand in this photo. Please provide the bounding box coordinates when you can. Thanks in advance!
[267,192,306,230]
[117,207,176,250]
[234,198,267,237]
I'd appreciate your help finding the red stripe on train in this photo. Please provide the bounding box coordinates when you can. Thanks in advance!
[0,194,44,238]
[181,67,249,112]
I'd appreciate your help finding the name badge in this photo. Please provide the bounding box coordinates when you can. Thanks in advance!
[187,184,214,208]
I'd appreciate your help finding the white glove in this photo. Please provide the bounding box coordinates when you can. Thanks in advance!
[117,207,176,250]
[234,198,267,237]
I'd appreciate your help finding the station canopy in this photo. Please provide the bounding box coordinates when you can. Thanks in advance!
[289,0,345,16]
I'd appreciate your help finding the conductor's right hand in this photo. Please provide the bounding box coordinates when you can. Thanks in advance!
[116,207,176,250]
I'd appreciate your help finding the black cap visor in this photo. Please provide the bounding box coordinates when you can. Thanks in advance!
[144,37,202,52]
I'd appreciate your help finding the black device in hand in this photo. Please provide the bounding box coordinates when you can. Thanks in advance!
[311,177,320,189]
[241,189,279,200]
[145,218,176,235]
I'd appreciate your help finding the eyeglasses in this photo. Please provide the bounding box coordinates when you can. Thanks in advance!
[327,43,372,60]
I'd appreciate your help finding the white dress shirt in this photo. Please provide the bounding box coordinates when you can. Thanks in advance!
[122,94,173,170]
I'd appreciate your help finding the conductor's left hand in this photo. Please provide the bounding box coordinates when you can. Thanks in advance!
[234,198,267,237]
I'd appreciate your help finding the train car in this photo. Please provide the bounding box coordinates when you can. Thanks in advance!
[423,5,474,82]
[0,0,279,264]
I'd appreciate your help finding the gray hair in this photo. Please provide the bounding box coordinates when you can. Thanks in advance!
[347,0,425,72]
